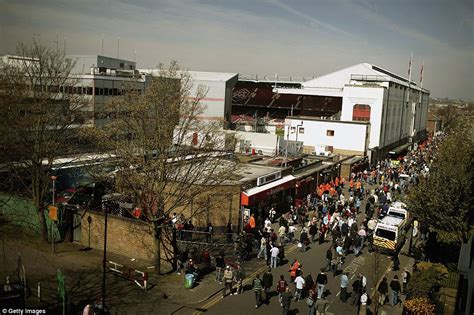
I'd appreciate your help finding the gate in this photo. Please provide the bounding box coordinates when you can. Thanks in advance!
[73,211,81,242]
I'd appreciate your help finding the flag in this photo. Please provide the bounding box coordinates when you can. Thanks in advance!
[420,62,424,85]
[408,54,412,78]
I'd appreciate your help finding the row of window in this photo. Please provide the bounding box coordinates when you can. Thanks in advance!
[18,85,142,96]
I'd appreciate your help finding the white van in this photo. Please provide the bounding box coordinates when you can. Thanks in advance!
[372,216,406,253]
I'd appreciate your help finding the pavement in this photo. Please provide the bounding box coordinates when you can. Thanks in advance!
[0,183,418,314]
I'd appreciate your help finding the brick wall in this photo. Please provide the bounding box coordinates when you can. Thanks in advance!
[81,211,158,263]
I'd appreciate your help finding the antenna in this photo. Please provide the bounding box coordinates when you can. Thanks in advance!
[117,37,120,58]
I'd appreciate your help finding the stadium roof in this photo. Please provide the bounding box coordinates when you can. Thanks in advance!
[140,69,238,82]
[276,62,430,96]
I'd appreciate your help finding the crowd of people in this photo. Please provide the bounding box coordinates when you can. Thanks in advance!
[172,136,441,314]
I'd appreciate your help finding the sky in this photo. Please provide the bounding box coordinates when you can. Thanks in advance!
[1,0,473,100]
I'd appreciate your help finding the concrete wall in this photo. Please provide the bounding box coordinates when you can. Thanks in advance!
[285,118,369,156]
[341,85,384,149]
[232,131,279,156]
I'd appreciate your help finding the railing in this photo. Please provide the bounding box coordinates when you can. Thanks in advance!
[239,74,308,83]
[176,229,237,245]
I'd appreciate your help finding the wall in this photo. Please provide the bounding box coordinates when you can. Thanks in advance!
[341,85,384,149]
[190,80,227,119]
[232,131,279,156]
[81,210,158,263]
[285,118,369,156]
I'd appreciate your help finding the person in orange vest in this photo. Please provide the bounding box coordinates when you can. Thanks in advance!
[289,259,301,282]
[335,177,340,188]
[341,177,346,188]
[349,179,354,191]
[249,214,256,229]
[356,180,362,193]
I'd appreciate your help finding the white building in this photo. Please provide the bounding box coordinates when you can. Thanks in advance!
[278,63,430,161]
[285,117,370,156]
[140,69,238,123]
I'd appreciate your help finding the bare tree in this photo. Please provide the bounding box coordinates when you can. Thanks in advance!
[0,41,87,241]
[88,62,238,273]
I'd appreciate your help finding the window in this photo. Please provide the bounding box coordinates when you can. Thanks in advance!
[352,104,371,121]
[119,62,124,68]
[326,130,334,136]
[290,126,296,134]
[327,146,333,152]
[375,228,396,241]
[298,127,305,134]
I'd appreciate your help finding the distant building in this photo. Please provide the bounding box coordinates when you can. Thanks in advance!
[426,111,442,136]
[140,69,238,123]
[66,55,148,127]
[278,63,430,162]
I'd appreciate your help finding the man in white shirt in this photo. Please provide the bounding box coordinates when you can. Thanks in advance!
[293,274,305,301]
[288,225,297,243]
[264,218,272,232]
[270,246,280,268]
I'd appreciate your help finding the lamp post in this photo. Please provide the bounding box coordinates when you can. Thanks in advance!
[51,176,57,254]
[101,200,108,312]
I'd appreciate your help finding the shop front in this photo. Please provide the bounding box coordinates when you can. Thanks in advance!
[241,175,295,222]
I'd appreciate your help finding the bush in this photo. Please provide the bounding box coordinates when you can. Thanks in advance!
[405,262,447,300]
[404,297,436,315]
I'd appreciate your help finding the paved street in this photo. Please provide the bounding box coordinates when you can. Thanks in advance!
[1,184,416,315]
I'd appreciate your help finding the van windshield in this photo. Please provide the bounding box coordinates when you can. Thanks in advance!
[375,228,396,241]
[388,211,405,219]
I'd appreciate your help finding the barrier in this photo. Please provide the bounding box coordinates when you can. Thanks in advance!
[108,261,148,291]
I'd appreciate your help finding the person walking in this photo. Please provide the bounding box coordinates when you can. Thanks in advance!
[377,277,388,306]
[339,272,349,303]
[276,275,288,306]
[294,273,305,301]
[222,266,233,298]
[325,248,333,272]
[307,286,317,315]
[280,286,292,315]
[300,228,309,252]
[257,236,267,260]
[315,293,329,315]
[215,253,225,284]
[233,263,245,295]
[262,268,274,304]
[304,272,315,298]
[289,259,301,282]
[252,273,263,308]
[402,269,411,294]
[316,269,328,299]
[390,275,401,306]
[270,245,280,268]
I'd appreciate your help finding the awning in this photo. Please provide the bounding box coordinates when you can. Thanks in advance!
[241,175,295,206]
[389,143,411,156]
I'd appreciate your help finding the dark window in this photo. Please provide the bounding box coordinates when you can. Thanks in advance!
[326,130,334,136]
[375,228,396,241]
[119,62,124,68]
[104,88,109,96]
[86,87,93,95]
[94,87,99,95]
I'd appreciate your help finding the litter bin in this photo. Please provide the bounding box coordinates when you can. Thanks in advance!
[184,274,195,289]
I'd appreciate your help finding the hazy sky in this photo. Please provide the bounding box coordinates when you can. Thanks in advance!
[1,0,473,100]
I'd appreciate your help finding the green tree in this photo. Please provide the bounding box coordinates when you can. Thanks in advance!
[407,116,474,243]
[0,42,86,241]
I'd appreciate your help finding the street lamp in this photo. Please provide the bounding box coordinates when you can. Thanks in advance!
[51,176,57,254]
[101,199,109,312]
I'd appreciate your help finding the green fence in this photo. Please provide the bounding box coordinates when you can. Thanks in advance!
[0,194,62,241]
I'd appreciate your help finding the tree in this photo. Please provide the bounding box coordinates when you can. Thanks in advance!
[0,41,87,241]
[87,62,238,273]
[406,116,474,243]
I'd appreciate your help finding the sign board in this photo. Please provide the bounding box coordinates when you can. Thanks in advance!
[257,171,282,187]
[48,206,58,221]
